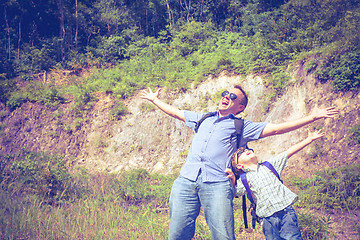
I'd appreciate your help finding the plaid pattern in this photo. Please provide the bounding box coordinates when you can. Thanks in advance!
[236,152,298,218]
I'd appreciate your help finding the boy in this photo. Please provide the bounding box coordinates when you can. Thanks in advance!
[227,129,325,240]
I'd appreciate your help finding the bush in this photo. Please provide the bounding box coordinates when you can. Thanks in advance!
[6,92,26,111]
[0,149,81,205]
[290,163,360,210]
[6,83,66,111]
[14,43,56,74]
[349,124,360,144]
[0,75,16,103]
[315,51,360,91]
[38,86,66,109]
[268,69,290,96]
[298,212,333,240]
[67,84,93,116]
[109,101,129,120]
[95,35,127,64]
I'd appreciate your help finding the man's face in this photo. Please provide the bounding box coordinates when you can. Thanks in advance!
[218,88,245,117]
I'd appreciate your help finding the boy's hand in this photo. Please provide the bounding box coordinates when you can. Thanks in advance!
[287,129,326,158]
[311,105,339,120]
[225,168,236,187]
[308,129,325,141]
[139,87,160,102]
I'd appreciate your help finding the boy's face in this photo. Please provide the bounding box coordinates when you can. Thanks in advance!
[235,148,257,169]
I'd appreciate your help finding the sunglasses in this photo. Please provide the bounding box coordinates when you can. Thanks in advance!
[221,91,238,100]
[236,148,254,158]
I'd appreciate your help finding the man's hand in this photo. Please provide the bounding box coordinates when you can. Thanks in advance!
[311,105,339,120]
[139,87,160,102]
[138,87,185,121]
[225,168,236,187]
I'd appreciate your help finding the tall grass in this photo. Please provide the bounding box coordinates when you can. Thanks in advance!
[1,150,359,239]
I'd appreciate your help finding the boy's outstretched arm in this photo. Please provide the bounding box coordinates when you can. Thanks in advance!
[139,88,185,122]
[286,129,325,158]
[260,105,338,138]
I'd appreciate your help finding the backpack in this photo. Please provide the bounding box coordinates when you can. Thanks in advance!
[194,112,244,149]
[194,112,249,228]
[240,161,282,229]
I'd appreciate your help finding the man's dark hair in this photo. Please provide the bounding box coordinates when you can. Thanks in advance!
[234,85,248,110]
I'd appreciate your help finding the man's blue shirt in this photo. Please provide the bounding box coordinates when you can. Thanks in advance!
[180,110,267,182]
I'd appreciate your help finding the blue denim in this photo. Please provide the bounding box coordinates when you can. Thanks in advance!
[262,206,303,240]
[168,173,236,240]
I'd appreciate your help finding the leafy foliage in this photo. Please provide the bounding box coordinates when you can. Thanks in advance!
[2,0,359,112]
[109,101,128,120]
[349,124,360,144]
[0,148,358,239]
[0,149,82,205]
[0,75,16,103]
[298,213,333,240]
[6,83,66,111]
[290,163,360,210]
[315,51,360,91]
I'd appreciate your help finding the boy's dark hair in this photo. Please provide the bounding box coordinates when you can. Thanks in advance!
[231,147,246,176]
[234,85,248,110]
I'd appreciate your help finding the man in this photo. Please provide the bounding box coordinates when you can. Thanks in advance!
[139,86,338,240]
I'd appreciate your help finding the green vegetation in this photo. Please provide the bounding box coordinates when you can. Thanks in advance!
[288,163,360,238]
[349,124,360,144]
[1,1,360,238]
[314,51,360,91]
[0,0,359,117]
[298,213,333,240]
[1,150,359,239]
[109,101,129,120]
[0,149,176,239]
[290,163,360,211]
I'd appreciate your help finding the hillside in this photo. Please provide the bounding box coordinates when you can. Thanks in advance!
[1,66,359,176]
[1,0,360,238]
[1,65,359,239]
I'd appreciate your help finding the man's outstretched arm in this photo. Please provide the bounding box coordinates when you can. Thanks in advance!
[139,88,185,122]
[260,105,338,138]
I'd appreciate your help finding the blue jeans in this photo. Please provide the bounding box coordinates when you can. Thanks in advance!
[262,206,303,240]
[168,173,236,240]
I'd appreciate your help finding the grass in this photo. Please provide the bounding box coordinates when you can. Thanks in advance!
[0,194,169,239]
[289,163,360,211]
[1,150,359,239]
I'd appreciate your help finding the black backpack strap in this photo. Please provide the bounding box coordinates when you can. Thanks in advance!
[240,172,258,229]
[240,172,253,229]
[194,112,217,133]
[234,118,244,149]
[234,117,251,229]
[242,195,248,229]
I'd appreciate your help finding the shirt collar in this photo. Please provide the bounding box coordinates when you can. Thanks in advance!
[242,163,262,173]
[216,112,236,122]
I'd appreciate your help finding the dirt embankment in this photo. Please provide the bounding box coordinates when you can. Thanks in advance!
[0,68,359,239]
[0,69,359,177]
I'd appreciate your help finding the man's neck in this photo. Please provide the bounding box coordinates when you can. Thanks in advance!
[218,110,227,118]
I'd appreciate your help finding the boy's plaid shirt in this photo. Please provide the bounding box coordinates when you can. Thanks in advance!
[235,152,298,218]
